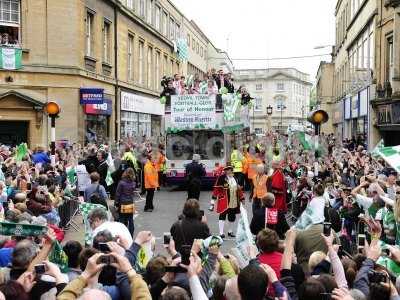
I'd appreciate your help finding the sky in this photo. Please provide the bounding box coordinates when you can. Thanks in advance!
[171,0,336,82]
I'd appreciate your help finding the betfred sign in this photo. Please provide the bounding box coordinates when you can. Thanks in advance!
[80,88,104,104]
[85,99,112,115]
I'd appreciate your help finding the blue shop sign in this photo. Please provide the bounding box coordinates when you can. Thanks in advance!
[80,88,104,104]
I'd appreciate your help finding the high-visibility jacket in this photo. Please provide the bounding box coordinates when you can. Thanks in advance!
[155,153,166,172]
[144,160,159,189]
[230,150,243,173]
[252,174,268,199]
[247,156,262,180]
[122,151,139,170]
[242,153,250,175]
[272,154,281,162]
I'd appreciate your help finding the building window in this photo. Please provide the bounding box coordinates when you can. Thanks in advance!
[85,11,94,56]
[138,40,144,84]
[139,0,145,18]
[126,0,133,9]
[254,97,262,111]
[127,34,134,81]
[187,34,190,47]
[255,128,263,134]
[147,46,153,89]
[0,0,20,46]
[387,37,394,85]
[200,47,203,58]
[147,0,153,25]
[169,18,175,40]
[162,11,168,36]
[170,59,174,76]
[275,96,286,111]
[155,5,160,31]
[196,42,199,54]
[255,83,263,91]
[192,38,195,50]
[155,51,160,90]
[164,54,168,76]
[276,82,285,91]
[103,21,111,63]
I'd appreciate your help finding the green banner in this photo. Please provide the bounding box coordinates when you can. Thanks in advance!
[0,47,22,70]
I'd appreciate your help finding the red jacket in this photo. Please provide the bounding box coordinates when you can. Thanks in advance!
[258,252,283,279]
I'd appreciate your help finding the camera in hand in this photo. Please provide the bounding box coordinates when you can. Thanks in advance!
[34,264,46,275]
[323,222,331,236]
[180,245,192,265]
[97,255,117,265]
[98,242,111,253]
[368,270,387,283]
[163,232,171,245]
[164,265,187,273]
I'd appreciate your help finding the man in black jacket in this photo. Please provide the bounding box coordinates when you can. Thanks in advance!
[96,150,108,189]
[79,147,99,174]
[185,154,206,200]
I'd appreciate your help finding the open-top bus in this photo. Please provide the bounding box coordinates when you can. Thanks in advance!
[164,94,250,186]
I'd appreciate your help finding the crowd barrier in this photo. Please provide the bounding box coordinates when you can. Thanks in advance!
[58,197,80,231]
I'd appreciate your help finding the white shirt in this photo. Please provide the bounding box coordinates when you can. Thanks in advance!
[76,165,91,192]
[92,221,133,246]
[355,194,373,213]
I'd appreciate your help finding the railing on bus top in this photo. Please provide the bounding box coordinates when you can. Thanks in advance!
[164,94,224,112]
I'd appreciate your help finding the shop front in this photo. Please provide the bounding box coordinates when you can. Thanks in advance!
[332,100,343,141]
[343,87,369,145]
[84,99,112,144]
[120,91,164,141]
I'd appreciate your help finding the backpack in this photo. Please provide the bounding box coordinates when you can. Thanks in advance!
[89,184,108,209]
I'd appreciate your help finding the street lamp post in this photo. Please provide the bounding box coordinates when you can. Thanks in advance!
[266,105,273,133]
[45,101,60,166]
[279,105,287,134]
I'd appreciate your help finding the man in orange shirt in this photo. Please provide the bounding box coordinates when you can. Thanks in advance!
[247,147,262,200]
[144,155,159,212]
[252,164,268,213]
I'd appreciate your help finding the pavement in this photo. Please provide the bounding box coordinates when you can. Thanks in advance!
[64,189,251,253]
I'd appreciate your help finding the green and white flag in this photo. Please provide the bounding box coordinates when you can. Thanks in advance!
[375,145,400,172]
[15,143,28,161]
[199,81,208,94]
[372,139,385,157]
[65,166,76,185]
[0,48,22,70]
[223,93,241,122]
[297,132,313,150]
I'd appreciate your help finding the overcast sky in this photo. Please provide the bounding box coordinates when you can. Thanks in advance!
[171,0,336,82]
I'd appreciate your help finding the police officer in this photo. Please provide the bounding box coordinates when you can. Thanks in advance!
[230,146,244,187]
[185,154,206,200]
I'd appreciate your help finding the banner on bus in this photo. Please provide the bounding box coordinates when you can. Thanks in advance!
[170,94,216,129]
[222,104,250,133]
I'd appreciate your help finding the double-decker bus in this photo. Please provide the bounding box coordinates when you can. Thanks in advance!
[164,94,249,186]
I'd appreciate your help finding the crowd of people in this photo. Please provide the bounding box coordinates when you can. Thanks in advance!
[0,131,399,300]
[160,69,253,107]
